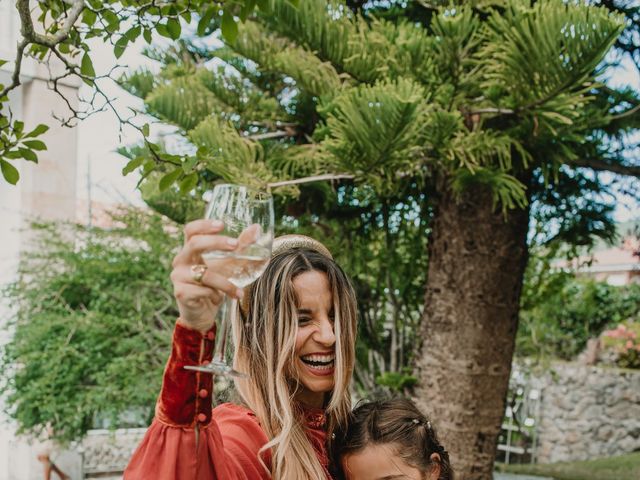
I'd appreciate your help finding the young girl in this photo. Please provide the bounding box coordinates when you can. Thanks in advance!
[333,398,453,480]
[124,224,358,479]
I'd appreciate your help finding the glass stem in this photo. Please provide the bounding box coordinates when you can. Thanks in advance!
[213,295,237,364]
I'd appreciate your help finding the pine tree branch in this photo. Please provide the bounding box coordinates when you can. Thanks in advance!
[568,157,640,177]
[248,131,294,141]
[610,102,640,121]
[469,107,516,115]
[267,173,355,189]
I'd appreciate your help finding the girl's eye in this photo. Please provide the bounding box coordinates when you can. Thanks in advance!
[298,316,312,325]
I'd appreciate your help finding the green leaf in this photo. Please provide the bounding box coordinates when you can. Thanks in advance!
[142,159,155,175]
[179,172,199,193]
[221,10,238,43]
[0,159,19,184]
[22,140,47,151]
[256,0,269,11]
[182,156,198,173]
[18,147,38,162]
[122,156,145,175]
[81,53,96,77]
[147,142,160,152]
[4,150,22,159]
[0,60,8,68]
[25,124,49,138]
[102,10,120,32]
[82,9,97,27]
[125,26,142,42]
[287,0,300,7]
[166,18,181,40]
[13,120,24,136]
[240,0,257,22]
[142,123,150,137]
[159,168,183,191]
[156,23,171,39]
[196,146,209,159]
[114,36,128,59]
[197,7,216,36]
[143,29,152,44]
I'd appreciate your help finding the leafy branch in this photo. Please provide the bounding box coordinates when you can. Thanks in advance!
[0,0,280,185]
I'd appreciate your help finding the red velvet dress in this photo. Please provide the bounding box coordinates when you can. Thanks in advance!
[124,322,331,479]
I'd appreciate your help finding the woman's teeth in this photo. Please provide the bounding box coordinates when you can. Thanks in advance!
[301,354,335,369]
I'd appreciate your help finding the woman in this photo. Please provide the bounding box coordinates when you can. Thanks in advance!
[333,398,453,480]
[124,220,358,479]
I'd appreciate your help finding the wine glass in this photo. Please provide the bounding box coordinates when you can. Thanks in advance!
[185,184,274,377]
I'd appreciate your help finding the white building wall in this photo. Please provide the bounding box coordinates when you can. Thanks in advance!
[0,4,80,478]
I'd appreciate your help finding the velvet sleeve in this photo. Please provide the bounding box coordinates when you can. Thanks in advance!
[124,321,271,480]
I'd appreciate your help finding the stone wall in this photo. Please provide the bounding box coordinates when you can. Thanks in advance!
[532,362,640,463]
[81,428,147,479]
[4,428,146,480]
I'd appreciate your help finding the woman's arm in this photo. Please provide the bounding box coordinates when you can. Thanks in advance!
[124,322,269,480]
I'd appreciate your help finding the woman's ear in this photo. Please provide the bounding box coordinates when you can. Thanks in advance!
[428,453,441,480]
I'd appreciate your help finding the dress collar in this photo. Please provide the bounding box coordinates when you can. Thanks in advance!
[299,403,326,429]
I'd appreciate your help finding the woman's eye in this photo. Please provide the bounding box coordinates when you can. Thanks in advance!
[298,316,312,324]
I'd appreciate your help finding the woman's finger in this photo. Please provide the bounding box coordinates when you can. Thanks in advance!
[183,219,225,244]
[237,224,260,250]
[172,234,239,267]
[171,264,242,299]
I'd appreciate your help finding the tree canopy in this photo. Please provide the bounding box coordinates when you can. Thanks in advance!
[114,1,638,476]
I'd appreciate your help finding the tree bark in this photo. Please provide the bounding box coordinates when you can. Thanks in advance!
[415,178,530,480]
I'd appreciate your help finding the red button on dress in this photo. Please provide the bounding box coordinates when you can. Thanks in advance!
[198,389,208,398]
[206,331,215,341]
[197,413,207,423]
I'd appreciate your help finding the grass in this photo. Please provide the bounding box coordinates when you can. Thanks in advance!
[497,452,640,480]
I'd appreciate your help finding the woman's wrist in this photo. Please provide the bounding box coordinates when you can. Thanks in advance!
[176,316,215,333]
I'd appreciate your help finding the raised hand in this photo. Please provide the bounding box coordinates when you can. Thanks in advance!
[170,219,244,332]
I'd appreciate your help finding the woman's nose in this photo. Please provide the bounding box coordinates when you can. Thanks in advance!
[314,317,336,346]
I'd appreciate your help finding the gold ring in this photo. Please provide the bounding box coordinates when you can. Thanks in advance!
[190,264,207,284]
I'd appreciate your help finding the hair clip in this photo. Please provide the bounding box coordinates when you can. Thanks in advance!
[412,418,420,425]
[427,420,432,430]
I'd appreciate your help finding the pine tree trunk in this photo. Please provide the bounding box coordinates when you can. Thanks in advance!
[415,179,530,480]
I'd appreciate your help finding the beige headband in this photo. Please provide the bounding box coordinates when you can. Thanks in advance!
[239,234,333,315]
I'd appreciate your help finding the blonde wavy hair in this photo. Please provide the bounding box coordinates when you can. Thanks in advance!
[231,247,358,479]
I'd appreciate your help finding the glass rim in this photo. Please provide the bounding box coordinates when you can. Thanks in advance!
[207,183,273,201]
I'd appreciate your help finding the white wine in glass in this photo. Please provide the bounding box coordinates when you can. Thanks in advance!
[185,184,274,377]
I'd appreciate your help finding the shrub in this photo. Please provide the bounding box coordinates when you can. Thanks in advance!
[601,320,640,369]
[518,270,640,360]
[0,208,180,443]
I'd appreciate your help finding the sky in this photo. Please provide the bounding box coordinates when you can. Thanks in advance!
[75,38,149,217]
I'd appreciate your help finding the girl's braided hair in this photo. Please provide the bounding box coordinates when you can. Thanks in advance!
[331,397,453,480]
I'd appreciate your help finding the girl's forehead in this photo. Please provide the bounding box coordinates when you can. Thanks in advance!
[342,443,423,480]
